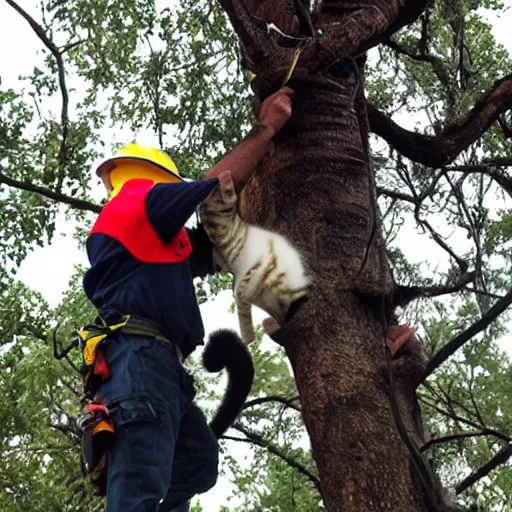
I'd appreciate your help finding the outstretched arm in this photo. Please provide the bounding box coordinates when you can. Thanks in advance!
[204,87,294,190]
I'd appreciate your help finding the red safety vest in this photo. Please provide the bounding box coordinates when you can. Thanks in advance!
[90,179,192,263]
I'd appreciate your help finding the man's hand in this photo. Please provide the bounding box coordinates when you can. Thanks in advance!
[203,87,294,188]
[258,87,295,137]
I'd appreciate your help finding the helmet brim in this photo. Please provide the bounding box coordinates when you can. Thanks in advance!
[96,156,183,182]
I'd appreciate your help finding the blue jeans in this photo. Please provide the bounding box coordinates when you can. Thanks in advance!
[97,334,219,512]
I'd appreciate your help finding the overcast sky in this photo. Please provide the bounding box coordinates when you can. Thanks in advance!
[1,1,511,510]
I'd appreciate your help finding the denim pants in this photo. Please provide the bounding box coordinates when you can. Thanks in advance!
[97,333,219,512]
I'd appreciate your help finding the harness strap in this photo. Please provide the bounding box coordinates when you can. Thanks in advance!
[77,313,182,496]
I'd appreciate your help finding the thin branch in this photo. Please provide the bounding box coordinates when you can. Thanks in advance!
[424,290,512,379]
[243,395,301,412]
[377,186,416,204]
[414,207,468,271]
[483,157,512,167]
[5,0,70,187]
[393,271,476,308]
[0,169,101,213]
[418,397,511,444]
[421,430,510,453]
[465,288,505,300]
[367,74,512,167]
[455,444,512,494]
[231,423,322,494]
[447,165,512,197]
[468,366,485,427]
[59,39,86,54]
[383,38,454,106]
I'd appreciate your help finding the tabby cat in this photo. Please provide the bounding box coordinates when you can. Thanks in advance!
[199,172,310,344]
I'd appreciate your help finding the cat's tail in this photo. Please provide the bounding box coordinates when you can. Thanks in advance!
[202,329,254,438]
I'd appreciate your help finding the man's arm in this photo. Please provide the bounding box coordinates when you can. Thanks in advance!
[203,87,294,190]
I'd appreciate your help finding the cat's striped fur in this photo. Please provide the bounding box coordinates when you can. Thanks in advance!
[199,173,310,344]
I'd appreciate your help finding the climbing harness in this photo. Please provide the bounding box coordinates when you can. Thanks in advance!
[75,313,181,495]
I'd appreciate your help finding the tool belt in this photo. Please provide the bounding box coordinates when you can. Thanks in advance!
[76,313,180,496]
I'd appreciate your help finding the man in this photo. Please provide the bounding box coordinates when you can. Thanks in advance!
[81,87,294,512]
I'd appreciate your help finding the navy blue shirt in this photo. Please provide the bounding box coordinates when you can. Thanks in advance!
[83,178,219,357]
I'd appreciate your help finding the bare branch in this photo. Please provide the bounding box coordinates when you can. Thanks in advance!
[383,38,454,106]
[465,288,506,300]
[483,157,512,167]
[421,430,511,453]
[243,395,301,412]
[455,444,512,494]
[418,397,511,444]
[377,186,416,204]
[231,423,322,494]
[447,165,512,197]
[367,74,512,167]
[413,206,468,271]
[393,271,476,308]
[0,169,101,213]
[5,0,70,187]
[424,291,512,379]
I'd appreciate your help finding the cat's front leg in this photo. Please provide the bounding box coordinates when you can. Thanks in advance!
[235,280,255,344]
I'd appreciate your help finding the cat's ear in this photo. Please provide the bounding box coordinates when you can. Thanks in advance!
[218,171,237,204]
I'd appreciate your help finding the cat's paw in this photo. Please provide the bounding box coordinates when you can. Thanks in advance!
[218,171,238,205]
[240,324,255,345]
[262,317,281,336]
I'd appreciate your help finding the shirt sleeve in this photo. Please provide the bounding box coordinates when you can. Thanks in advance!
[187,224,217,278]
[145,178,219,243]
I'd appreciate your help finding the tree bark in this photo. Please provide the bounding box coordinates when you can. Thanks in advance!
[239,65,443,509]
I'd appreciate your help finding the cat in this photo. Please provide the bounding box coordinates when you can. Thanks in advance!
[199,172,310,344]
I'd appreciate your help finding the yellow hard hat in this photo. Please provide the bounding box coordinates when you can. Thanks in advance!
[96,143,183,197]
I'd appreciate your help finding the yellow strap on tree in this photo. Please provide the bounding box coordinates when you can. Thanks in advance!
[282,46,304,87]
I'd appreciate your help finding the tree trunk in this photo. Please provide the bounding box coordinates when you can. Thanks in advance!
[240,67,437,511]
[219,0,453,509]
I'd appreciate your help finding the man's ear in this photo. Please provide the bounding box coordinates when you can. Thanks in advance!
[218,171,237,204]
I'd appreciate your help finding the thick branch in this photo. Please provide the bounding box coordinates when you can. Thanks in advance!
[368,74,512,167]
[0,170,101,213]
[232,423,322,494]
[5,0,70,185]
[424,290,512,379]
[313,0,428,66]
[455,444,512,495]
